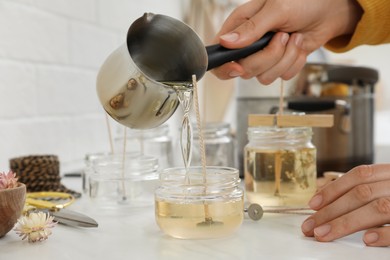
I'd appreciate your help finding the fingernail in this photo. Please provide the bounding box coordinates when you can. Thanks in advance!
[314,224,331,237]
[229,71,242,77]
[294,33,303,46]
[364,232,379,244]
[281,33,289,45]
[309,194,323,209]
[301,219,315,233]
[220,32,239,42]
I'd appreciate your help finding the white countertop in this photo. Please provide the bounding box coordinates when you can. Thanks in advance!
[1,177,389,260]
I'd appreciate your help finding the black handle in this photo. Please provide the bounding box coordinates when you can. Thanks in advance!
[287,100,336,112]
[206,32,275,71]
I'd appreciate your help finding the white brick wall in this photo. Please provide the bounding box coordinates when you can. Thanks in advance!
[0,0,184,171]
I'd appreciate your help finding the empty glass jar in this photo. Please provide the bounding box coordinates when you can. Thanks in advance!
[191,122,235,168]
[82,152,113,193]
[88,153,158,208]
[155,166,243,239]
[244,126,317,207]
[114,124,173,170]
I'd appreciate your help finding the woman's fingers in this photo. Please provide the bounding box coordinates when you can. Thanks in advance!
[364,226,390,247]
[216,0,267,38]
[308,165,390,211]
[211,32,308,85]
[211,32,289,81]
[239,32,290,80]
[301,164,390,243]
[302,179,390,237]
[310,197,390,242]
[254,33,305,84]
[218,0,282,49]
[214,33,323,83]
[280,50,307,80]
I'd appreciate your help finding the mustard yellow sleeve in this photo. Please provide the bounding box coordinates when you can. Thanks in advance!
[325,0,390,53]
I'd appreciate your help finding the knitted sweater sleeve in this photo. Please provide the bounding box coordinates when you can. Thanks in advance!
[325,0,390,53]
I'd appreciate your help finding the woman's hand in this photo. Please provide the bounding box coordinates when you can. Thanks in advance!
[301,164,390,247]
[212,0,363,84]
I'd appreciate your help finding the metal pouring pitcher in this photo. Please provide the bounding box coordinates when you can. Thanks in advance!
[97,13,274,129]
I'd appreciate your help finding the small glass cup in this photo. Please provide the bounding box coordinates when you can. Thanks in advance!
[89,153,158,208]
[155,166,243,239]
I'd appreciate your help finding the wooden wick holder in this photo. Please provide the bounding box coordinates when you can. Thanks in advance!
[248,114,334,128]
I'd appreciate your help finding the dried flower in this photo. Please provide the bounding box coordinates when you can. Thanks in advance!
[14,212,56,242]
[0,170,18,190]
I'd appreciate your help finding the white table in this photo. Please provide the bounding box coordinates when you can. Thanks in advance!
[1,177,389,260]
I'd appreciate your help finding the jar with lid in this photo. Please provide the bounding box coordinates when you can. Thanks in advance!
[191,122,235,168]
[155,166,243,239]
[244,126,317,207]
[114,124,173,170]
[88,153,158,208]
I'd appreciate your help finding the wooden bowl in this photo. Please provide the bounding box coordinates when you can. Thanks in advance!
[0,183,26,238]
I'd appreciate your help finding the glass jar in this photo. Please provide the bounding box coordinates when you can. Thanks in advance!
[244,126,317,207]
[191,122,235,168]
[114,124,173,170]
[82,152,113,193]
[88,153,158,208]
[155,166,243,239]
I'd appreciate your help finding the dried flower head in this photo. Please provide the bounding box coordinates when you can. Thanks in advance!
[0,170,18,190]
[14,212,57,242]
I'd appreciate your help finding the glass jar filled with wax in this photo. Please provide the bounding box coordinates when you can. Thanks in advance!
[244,126,317,207]
[191,122,235,168]
[155,166,243,239]
[89,153,158,208]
